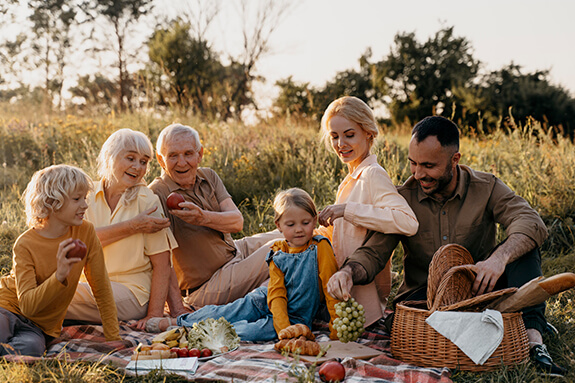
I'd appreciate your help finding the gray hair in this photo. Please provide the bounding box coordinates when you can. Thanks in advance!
[156,123,202,156]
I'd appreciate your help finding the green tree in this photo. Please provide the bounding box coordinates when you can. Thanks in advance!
[373,26,479,124]
[28,0,78,109]
[480,64,575,138]
[272,76,314,119]
[81,0,154,111]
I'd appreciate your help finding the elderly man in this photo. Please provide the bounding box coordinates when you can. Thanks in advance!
[149,123,282,311]
[327,116,565,377]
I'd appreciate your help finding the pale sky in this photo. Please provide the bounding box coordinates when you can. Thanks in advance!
[231,0,575,109]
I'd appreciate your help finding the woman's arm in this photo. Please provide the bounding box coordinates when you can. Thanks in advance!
[168,197,244,233]
[135,250,171,330]
[96,206,171,247]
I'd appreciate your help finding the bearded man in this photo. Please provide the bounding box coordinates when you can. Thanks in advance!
[327,116,566,377]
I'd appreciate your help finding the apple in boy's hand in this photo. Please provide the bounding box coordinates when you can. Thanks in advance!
[66,239,87,260]
[167,192,185,210]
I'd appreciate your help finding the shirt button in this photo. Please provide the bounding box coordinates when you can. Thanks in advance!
[442,235,447,241]
[442,211,446,215]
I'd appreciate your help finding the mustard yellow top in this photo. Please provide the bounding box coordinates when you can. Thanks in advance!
[83,181,178,305]
[267,238,341,339]
[0,221,120,340]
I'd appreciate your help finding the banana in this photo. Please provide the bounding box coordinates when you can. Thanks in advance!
[166,340,179,348]
[152,327,180,343]
[166,327,183,342]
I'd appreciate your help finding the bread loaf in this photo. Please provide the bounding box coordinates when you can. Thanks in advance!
[274,336,321,356]
[538,272,575,295]
[278,323,315,340]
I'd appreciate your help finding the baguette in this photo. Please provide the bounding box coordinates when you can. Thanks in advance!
[274,336,321,356]
[278,323,315,340]
[539,272,575,295]
[131,349,175,360]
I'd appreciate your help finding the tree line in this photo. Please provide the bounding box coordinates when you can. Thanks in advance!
[1,1,574,139]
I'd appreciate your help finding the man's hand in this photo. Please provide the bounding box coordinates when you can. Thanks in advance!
[318,204,346,227]
[472,255,506,296]
[129,206,170,233]
[169,201,207,225]
[327,267,353,301]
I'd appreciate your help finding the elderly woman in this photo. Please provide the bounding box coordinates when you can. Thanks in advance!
[66,128,187,330]
[316,96,419,326]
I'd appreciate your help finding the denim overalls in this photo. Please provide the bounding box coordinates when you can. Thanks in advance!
[176,236,327,341]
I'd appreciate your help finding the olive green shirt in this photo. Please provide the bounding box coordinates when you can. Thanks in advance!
[345,164,548,303]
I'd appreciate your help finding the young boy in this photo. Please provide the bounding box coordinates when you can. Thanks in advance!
[0,164,121,356]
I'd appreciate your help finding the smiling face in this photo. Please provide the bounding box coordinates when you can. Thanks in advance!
[157,133,203,189]
[328,115,371,172]
[49,188,89,229]
[275,206,317,248]
[111,150,150,190]
[408,135,460,201]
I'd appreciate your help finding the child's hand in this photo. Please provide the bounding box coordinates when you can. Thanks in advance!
[55,238,83,283]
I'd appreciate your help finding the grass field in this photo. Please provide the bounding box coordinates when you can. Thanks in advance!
[1,105,574,382]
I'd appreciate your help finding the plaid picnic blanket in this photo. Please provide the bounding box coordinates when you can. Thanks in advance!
[3,320,452,382]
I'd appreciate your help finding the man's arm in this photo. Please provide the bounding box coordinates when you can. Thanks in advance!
[168,197,244,233]
[472,233,537,295]
[327,230,399,300]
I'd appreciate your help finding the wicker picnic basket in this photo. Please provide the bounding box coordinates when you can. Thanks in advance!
[390,244,530,372]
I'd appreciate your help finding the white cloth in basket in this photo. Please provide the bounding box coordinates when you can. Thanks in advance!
[425,309,504,365]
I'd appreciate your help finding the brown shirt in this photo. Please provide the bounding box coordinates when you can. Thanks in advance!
[149,169,236,290]
[345,164,548,303]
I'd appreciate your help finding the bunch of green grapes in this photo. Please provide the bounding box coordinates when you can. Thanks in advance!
[333,297,366,343]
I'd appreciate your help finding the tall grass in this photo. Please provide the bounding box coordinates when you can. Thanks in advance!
[1,106,574,382]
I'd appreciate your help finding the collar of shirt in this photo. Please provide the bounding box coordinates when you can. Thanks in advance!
[349,154,378,180]
[160,171,206,193]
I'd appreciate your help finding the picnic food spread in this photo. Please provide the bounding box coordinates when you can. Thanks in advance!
[274,324,321,356]
[132,317,240,360]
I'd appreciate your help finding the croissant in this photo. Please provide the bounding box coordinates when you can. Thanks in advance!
[274,336,321,356]
[278,323,315,340]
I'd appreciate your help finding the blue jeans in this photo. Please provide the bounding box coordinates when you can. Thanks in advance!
[0,307,47,356]
[177,286,277,342]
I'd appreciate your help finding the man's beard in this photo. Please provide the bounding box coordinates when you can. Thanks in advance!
[419,165,454,198]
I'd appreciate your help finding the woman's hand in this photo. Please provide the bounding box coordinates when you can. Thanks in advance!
[55,238,83,283]
[129,206,171,234]
[318,204,346,227]
[327,267,353,301]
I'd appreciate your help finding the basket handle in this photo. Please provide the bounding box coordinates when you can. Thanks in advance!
[429,264,477,312]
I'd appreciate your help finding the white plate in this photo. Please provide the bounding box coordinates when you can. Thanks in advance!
[198,346,239,361]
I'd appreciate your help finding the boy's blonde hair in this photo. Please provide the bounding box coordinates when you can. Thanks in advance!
[97,128,153,205]
[273,188,317,224]
[22,164,93,228]
[320,96,379,151]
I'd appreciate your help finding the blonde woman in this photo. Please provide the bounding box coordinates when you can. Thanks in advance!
[317,96,419,326]
[66,129,186,330]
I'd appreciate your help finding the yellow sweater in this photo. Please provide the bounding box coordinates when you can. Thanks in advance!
[267,238,341,339]
[0,221,120,340]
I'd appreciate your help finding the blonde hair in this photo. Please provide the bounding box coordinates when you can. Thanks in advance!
[97,128,153,205]
[273,188,317,224]
[22,164,93,228]
[320,96,379,151]
[156,123,202,158]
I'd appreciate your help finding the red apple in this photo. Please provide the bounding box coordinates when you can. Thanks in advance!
[67,239,87,260]
[319,361,346,382]
[200,348,213,358]
[166,192,185,210]
[188,348,201,358]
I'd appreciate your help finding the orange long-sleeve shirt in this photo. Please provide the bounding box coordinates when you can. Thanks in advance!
[0,221,120,340]
[267,238,341,339]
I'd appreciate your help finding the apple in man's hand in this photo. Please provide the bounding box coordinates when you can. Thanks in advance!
[67,239,87,260]
[167,192,185,210]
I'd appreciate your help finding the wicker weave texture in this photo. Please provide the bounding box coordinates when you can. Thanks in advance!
[427,244,474,310]
[391,301,529,372]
